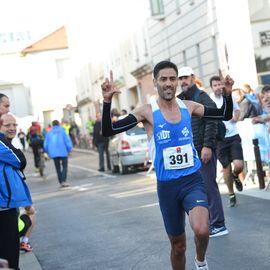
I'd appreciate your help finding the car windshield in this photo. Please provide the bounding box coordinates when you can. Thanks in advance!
[126,126,146,136]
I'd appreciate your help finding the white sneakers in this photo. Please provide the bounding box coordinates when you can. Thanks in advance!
[195,258,209,270]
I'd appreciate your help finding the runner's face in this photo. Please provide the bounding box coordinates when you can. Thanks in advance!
[211,80,223,96]
[0,115,17,140]
[154,68,178,101]
[0,97,10,115]
[179,75,195,92]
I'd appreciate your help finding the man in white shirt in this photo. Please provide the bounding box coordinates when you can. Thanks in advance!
[209,76,244,207]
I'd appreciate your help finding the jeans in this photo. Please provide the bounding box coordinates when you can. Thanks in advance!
[53,157,68,184]
[97,142,111,171]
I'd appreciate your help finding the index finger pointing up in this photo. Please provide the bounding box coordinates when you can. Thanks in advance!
[110,70,114,84]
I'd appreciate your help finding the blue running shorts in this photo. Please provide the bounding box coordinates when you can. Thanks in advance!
[157,171,208,236]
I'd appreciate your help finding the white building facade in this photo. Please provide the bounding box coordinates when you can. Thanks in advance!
[147,0,259,90]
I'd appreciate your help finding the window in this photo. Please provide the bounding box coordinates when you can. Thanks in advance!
[183,50,187,66]
[56,58,69,79]
[150,0,165,20]
[260,31,270,47]
[260,74,270,84]
[175,0,181,14]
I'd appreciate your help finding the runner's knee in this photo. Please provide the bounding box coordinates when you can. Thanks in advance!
[171,239,186,257]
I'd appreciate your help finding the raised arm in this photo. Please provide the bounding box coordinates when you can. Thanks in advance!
[101,71,138,137]
[191,73,234,120]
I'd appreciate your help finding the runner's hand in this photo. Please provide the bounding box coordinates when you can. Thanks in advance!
[219,69,234,96]
[101,70,121,103]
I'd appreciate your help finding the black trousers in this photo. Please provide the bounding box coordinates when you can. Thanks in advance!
[199,151,225,228]
[32,145,40,168]
[0,209,20,270]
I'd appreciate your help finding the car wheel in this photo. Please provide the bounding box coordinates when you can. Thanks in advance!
[119,161,128,174]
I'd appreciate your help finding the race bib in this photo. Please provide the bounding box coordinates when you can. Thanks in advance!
[163,144,194,170]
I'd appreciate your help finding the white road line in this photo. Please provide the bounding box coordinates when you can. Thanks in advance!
[101,202,159,216]
[110,186,156,198]
[69,164,116,178]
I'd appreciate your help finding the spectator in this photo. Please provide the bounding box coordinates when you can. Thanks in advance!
[111,108,120,122]
[17,129,26,151]
[0,111,32,270]
[121,109,128,115]
[232,88,262,120]
[69,121,80,146]
[44,120,73,188]
[61,120,71,135]
[210,76,244,207]
[19,205,36,252]
[28,127,44,175]
[86,117,95,137]
[0,113,36,253]
[195,78,206,91]
[178,68,228,238]
[93,112,111,172]
[28,121,41,135]
[42,124,52,138]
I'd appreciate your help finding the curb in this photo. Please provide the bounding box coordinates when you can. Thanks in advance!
[20,252,42,270]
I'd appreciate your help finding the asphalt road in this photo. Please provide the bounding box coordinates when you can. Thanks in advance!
[21,149,270,270]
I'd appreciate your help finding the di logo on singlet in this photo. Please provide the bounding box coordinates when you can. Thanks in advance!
[156,130,170,141]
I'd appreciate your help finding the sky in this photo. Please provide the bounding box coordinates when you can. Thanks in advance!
[66,0,151,62]
[0,0,151,56]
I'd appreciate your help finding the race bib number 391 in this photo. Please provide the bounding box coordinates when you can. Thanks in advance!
[163,144,194,170]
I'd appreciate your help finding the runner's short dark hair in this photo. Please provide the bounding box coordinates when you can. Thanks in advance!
[153,61,178,79]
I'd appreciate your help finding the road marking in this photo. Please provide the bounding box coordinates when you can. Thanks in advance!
[101,202,159,216]
[110,186,156,198]
[69,164,116,178]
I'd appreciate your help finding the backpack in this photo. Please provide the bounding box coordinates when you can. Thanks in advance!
[30,134,43,147]
[193,90,226,141]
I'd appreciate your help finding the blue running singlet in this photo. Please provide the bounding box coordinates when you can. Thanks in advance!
[149,98,201,181]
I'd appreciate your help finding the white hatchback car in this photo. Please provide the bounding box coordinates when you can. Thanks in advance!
[109,124,149,174]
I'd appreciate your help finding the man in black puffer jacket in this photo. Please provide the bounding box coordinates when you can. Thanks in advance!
[177,66,228,238]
